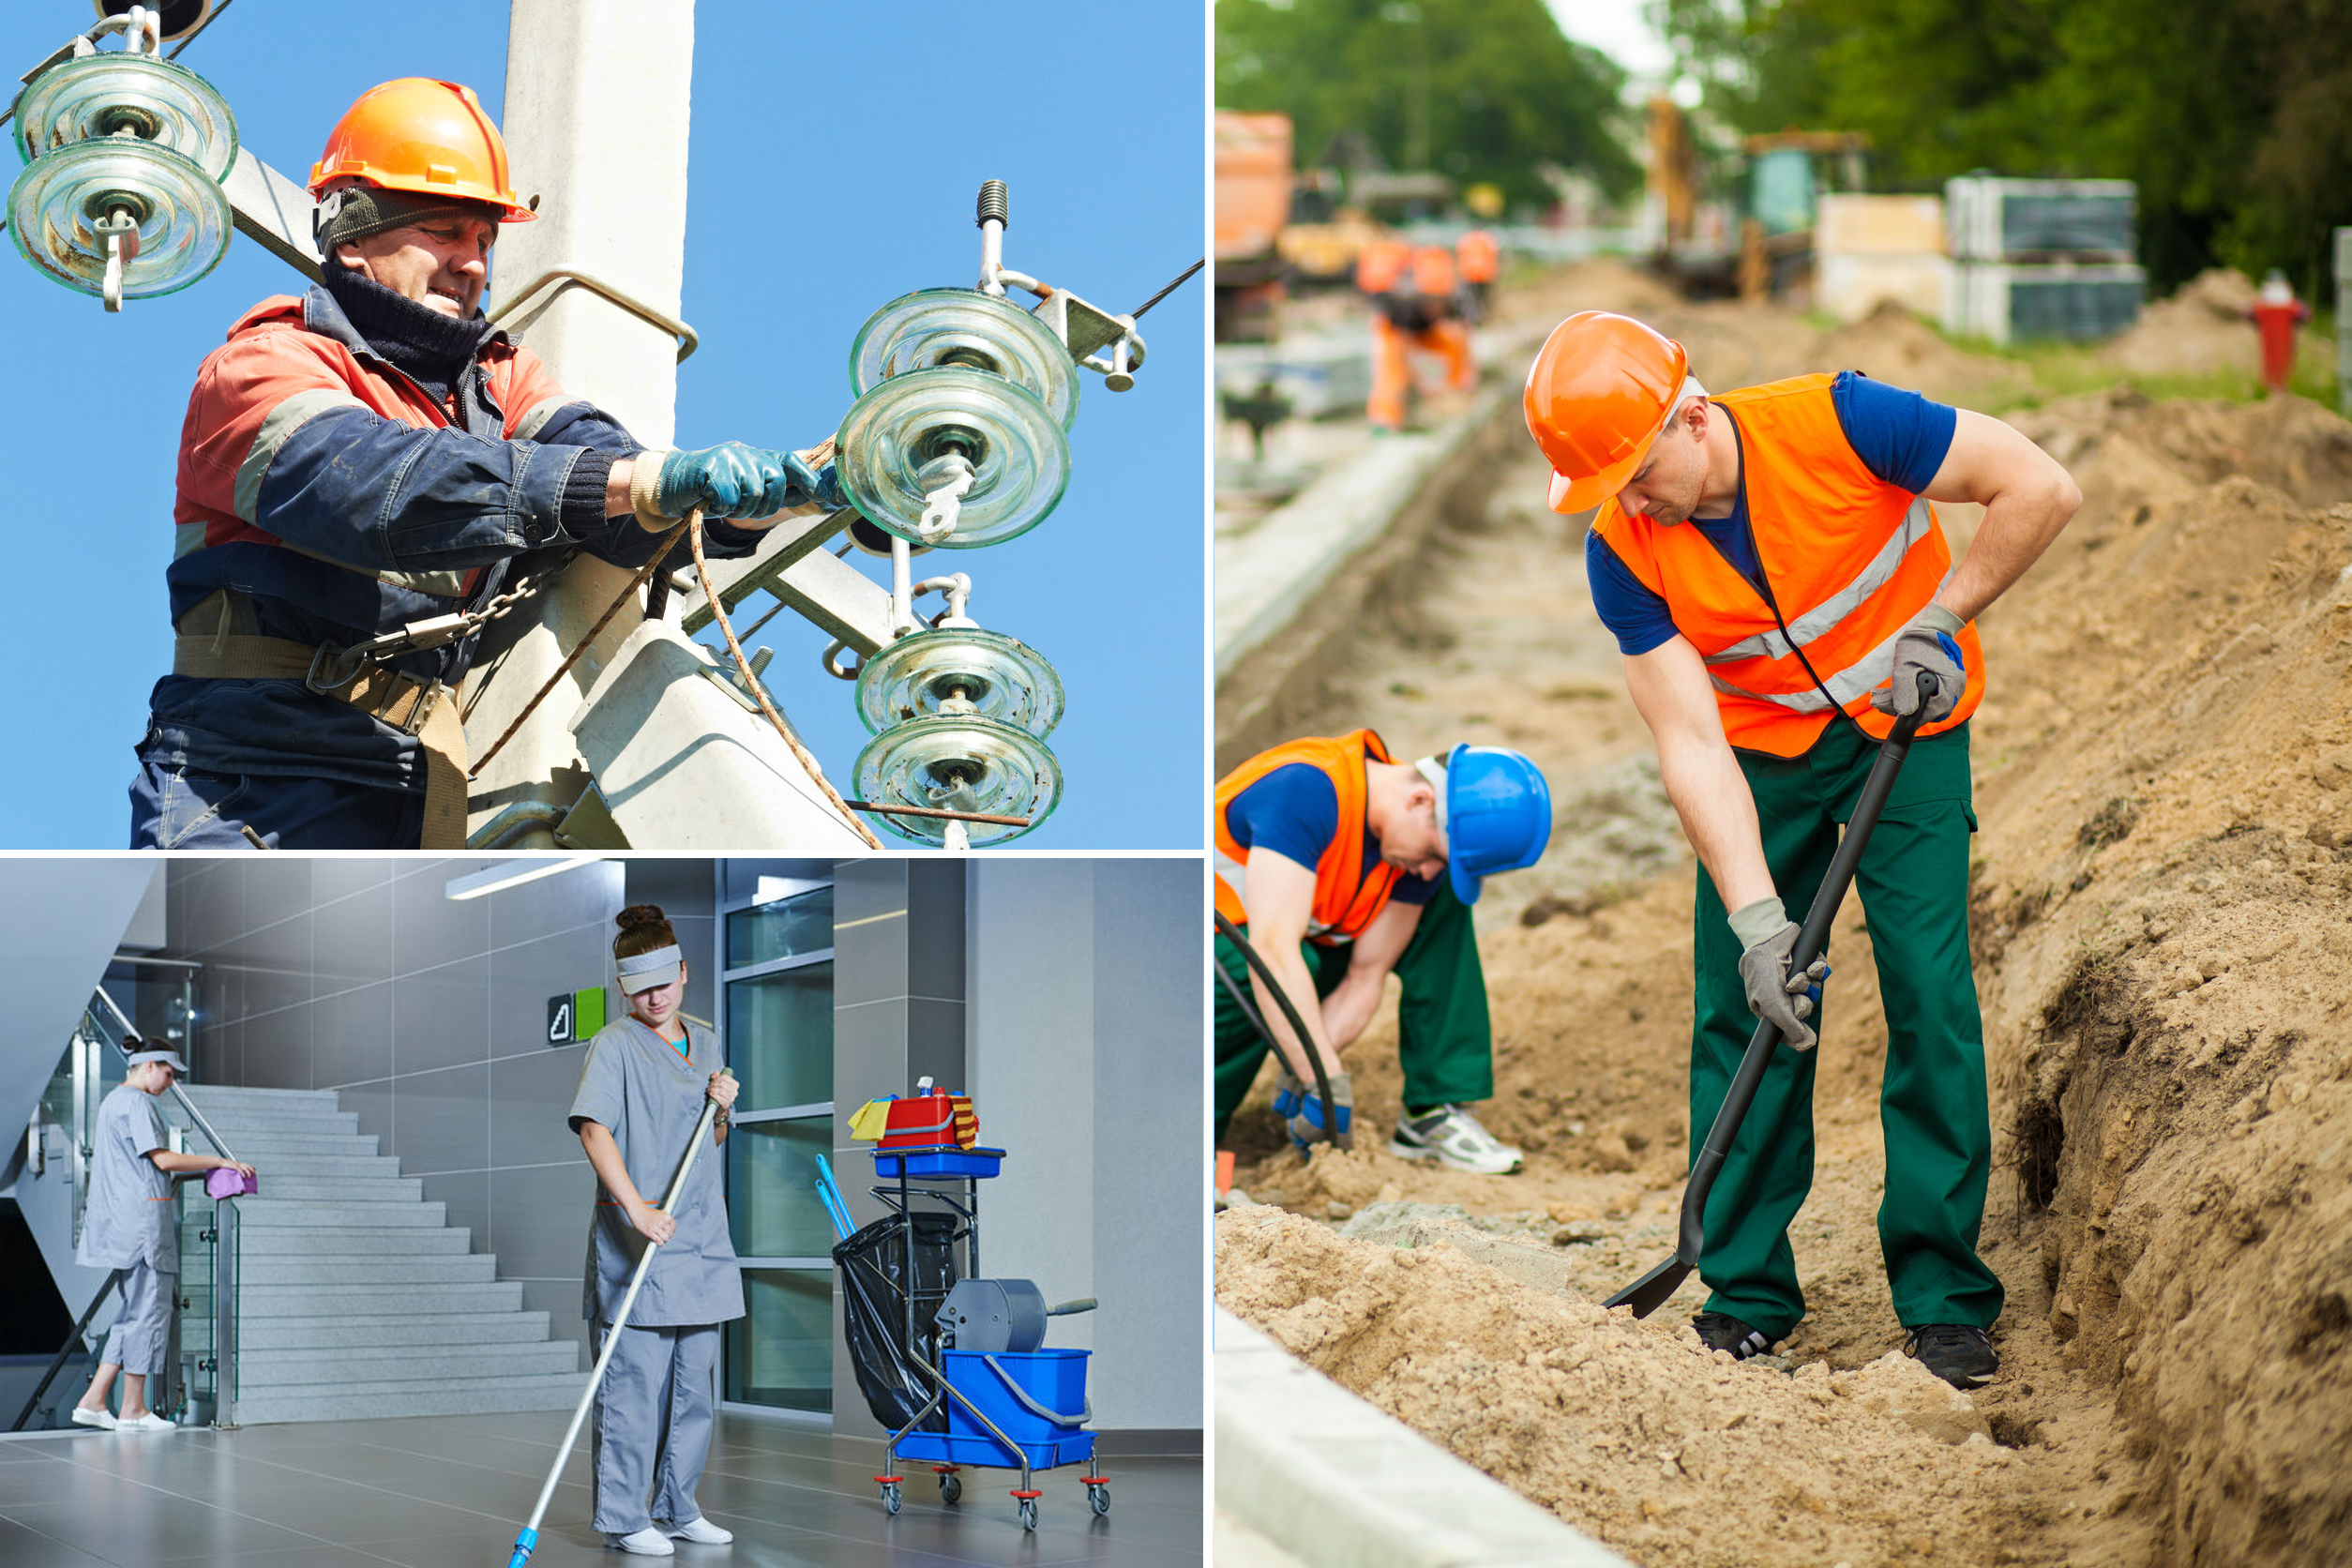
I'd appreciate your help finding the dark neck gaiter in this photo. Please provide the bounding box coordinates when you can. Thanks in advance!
[321,264,497,405]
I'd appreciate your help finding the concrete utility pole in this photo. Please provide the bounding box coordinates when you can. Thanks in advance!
[462,0,695,843]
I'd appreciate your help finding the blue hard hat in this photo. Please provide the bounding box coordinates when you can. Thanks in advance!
[1439,743,1552,905]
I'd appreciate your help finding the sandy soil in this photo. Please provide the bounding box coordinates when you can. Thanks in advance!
[1214,267,2352,1567]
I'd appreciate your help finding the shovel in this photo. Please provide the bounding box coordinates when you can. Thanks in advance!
[1605,671,1937,1319]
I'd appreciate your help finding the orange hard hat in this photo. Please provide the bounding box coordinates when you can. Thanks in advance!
[1523,311,1692,514]
[1357,237,1410,293]
[309,79,535,223]
[1410,245,1456,294]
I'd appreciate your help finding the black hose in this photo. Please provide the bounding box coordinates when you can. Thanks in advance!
[1213,911,1345,1151]
[1210,957,1269,1042]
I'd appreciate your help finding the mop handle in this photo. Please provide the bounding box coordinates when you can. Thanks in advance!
[510,1071,731,1565]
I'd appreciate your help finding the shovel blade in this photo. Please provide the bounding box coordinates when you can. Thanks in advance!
[1601,1253,1693,1319]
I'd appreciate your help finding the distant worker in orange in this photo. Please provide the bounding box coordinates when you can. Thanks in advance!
[1360,240,1475,431]
[1455,229,1500,324]
[2248,270,2309,395]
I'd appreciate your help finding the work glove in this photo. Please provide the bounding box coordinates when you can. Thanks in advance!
[1870,605,1967,724]
[634,443,799,521]
[782,451,846,512]
[1286,1070,1352,1153]
[1729,896,1830,1050]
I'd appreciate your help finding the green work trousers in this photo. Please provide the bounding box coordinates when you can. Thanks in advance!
[1691,719,2003,1340]
[1213,878,1492,1142]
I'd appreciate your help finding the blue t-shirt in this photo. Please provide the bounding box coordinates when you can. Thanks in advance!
[1221,763,1440,911]
[1585,370,1958,656]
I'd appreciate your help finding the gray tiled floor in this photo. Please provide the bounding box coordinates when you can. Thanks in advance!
[0,1414,1199,1567]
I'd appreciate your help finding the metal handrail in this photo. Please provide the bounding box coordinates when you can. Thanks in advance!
[488,267,699,362]
[86,987,239,1167]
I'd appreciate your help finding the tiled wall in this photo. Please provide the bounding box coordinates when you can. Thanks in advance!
[166,857,716,1352]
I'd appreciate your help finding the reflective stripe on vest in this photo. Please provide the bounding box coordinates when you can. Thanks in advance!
[1590,375,1984,756]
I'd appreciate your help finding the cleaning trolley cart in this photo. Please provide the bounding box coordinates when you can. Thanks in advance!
[820,1082,1104,1531]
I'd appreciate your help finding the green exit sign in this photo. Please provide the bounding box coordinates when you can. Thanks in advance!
[547,987,607,1046]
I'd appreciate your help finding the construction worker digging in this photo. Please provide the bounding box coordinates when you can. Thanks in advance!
[1213,732,1552,1175]
[1524,311,2081,1387]
[130,79,839,850]
[1359,239,1477,432]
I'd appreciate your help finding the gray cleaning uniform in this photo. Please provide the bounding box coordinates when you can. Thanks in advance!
[75,1084,175,1376]
[568,1017,743,1535]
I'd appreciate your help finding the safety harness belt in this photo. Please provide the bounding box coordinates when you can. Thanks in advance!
[170,591,469,849]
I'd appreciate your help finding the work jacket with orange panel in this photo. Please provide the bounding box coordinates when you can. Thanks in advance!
[1591,373,1983,757]
[1214,730,1406,945]
[144,284,761,791]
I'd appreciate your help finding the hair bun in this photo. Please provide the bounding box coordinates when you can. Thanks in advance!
[616,904,669,932]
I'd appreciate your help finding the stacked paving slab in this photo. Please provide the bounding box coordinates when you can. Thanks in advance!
[165,1084,585,1425]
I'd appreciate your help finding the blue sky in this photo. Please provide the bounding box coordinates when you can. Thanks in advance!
[0,0,1204,851]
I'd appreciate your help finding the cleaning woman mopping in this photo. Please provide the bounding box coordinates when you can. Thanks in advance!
[567,906,744,1557]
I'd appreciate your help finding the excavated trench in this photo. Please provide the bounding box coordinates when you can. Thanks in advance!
[1214,265,2352,1568]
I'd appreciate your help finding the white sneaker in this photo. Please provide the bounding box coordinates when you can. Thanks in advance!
[68,1407,114,1430]
[609,1528,675,1557]
[115,1411,176,1433]
[664,1516,732,1544]
[1389,1105,1524,1174]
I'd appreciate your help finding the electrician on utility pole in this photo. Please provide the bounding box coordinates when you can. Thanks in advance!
[129,78,838,850]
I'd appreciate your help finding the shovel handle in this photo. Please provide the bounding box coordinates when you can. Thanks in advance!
[1669,671,1938,1267]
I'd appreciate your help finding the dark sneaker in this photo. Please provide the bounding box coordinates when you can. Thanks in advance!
[1904,1323,1998,1387]
[1693,1311,1774,1361]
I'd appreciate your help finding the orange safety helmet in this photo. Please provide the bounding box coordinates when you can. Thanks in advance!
[1523,311,1692,514]
[1356,237,1410,294]
[1410,245,1457,295]
[309,79,535,223]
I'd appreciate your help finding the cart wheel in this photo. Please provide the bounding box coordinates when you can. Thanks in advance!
[881,1481,902,1515]
[1018,1499,1038,1531]
[1088,1483,1110,1516]
[940,1472,962,1504]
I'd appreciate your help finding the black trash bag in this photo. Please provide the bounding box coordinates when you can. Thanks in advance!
[835,1211,963,1432]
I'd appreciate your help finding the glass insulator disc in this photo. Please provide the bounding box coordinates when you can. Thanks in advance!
[852,714,1062,847]
[853,627,1064,739]
[849,288,1079,430]
[8,137,231,301]
[836,365,1070,550]
[14,54,238,182]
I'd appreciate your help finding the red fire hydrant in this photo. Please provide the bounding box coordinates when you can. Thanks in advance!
[2249,270,2310,394]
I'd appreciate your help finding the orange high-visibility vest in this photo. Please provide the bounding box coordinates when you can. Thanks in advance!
[1410,246,1457,295]
[1213,731,1403,944]
[1456,230,1500,284]
[1356,238,1410,294]
[1590,374,1984,757]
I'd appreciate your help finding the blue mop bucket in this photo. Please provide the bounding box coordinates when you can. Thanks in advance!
[942,1348,1092,1467]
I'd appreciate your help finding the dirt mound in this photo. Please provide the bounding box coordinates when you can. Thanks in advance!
[2099,266,2334,384]
[1818,299,2035,404]
[1218,1205,2037,1567]
[1961,384,2352,1564]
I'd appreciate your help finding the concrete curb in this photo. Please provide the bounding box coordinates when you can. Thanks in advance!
[1214,1307,1632,1568]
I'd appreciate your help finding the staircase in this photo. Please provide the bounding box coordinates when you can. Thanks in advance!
[164,1084,586,1425]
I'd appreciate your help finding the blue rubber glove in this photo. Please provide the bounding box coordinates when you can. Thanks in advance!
[1870,604,1967,723]
[651,444,795,520]
[783,452,846,512]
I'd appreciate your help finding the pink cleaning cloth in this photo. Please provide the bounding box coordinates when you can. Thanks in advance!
[205,1168,258,1199]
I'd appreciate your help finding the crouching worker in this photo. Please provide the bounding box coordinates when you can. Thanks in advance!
[1213,731,1551,1174]
[71,1044,258,1432]
[569,906,742,1557]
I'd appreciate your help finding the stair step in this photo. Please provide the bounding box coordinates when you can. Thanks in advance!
[237,1254,499,1286]
[235,1340,581,1389]
[239,1178,422,1202]
[194,1155,404,1182]
[181,1086,340,1108]
[233,1201,445,1229]
[237,1280,524,1317]
[177,1132,379,1157]
[173,1110,360,1137]
[231,1373,588,1426]
[223,1227,472,1257]
[235,1311,556,1351]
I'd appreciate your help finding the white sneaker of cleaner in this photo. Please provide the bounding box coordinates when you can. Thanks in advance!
[1389,1105,1524,1175]
[68,1407,115,1430]
[114,1411,176,1433]
[664,1516,733,1545]
[609,1527,675,1556]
